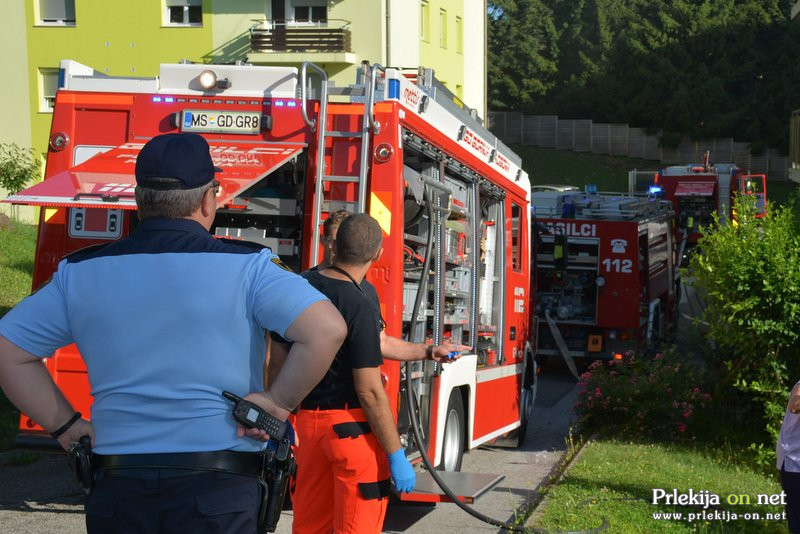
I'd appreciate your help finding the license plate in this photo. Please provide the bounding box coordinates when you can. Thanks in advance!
[181,110,262,134]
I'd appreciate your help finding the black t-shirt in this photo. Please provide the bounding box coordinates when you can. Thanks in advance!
[271,269,383,408]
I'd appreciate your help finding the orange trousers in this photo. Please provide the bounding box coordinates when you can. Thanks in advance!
[291,408,391,534]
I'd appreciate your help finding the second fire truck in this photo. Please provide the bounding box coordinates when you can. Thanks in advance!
[532,190,678,367]
[5,59,535,502]
[630,151,767,262]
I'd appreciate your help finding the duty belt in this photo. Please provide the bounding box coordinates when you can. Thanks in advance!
[92,450,266,478]
[299,400,359,410]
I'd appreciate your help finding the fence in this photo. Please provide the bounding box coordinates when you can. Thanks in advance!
[488,111,789,181]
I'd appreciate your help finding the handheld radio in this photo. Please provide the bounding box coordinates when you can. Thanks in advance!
[222,391,287,442]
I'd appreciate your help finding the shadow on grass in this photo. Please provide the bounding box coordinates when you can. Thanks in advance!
[0,391,20,452]
[7,258,35,277]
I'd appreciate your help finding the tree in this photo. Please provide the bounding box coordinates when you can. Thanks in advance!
[487,1,559,111]
[488,0,800,151]
[0,143,40,220]
[691,193,800,453]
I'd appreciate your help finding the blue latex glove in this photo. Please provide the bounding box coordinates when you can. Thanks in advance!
[266,420,295,450]
[387,449,416,493]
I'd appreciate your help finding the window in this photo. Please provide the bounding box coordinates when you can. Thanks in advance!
[38,0,75,25]
[511,203,522,270]
[293,5,327,23]
[456,16,463,53]
[439,9,447,48]
[39,68,59,112]
[421,1,429,42]
[165,0,202,26]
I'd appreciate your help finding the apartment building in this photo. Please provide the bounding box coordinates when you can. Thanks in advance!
[1,1,485,222]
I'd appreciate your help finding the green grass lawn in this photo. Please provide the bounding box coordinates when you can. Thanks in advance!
[0,215,37,451]
[529,440,786,533]
[0,216,36,317]
[511,145,658,192]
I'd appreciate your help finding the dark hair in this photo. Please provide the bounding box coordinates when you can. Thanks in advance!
[335,213,382,264]
[323,209,351,240]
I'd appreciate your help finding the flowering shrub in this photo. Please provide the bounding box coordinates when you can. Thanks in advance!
[574,350,712,440]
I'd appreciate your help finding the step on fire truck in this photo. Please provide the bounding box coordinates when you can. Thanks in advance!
[5,59,535,503]
[531,190,678,368]
[629,151,767,263]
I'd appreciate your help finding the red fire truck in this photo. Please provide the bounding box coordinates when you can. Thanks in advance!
[5,59,535,501]
[630,152,767,262]
[531,191,678,367]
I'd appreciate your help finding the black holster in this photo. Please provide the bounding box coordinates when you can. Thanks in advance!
[67,435,94,493]
[258,437,296,533]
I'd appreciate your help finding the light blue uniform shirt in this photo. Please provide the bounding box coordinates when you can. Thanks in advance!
[0,217,326,454]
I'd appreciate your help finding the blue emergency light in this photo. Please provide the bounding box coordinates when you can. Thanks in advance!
[388,79,400,99]
[152,96,162,103]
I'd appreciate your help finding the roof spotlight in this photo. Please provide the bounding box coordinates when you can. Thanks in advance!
[198,70,218,90]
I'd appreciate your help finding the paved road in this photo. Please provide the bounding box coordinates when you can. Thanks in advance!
[0,369,577,533]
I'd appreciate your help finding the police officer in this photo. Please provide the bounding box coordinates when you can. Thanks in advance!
[271,213,462,533]
[0,133,346,533]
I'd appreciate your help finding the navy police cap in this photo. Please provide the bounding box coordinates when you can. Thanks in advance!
[135,133,222,190]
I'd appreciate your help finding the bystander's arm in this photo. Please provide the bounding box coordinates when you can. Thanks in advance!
[379,332,465,363]
[352,366,402,455]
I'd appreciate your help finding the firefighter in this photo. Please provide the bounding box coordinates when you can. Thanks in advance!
[270,213,462,533]
[778,381,800,533]
[0,133,346,534]
[317,208,351,270]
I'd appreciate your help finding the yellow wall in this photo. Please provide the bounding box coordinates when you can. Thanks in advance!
[209,0,266,63]
[326,0,385,87]
[0,1,34,221]
[25,0,214,160]
[462,0,485,117]
[418,0,464,100]
[2,1,32,148]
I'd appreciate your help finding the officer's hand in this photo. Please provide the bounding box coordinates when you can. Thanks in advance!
[57,418,94,452]
[387,449,416,493]
[430,343,469,364]
[236,391,291,442]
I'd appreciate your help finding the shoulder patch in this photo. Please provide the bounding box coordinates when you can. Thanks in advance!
[271,257,293,272]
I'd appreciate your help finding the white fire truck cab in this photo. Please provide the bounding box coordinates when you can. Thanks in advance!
[6,59,535,503]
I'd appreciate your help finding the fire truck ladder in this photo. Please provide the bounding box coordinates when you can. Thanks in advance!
[300,61,376,266]
[571,194,673,220]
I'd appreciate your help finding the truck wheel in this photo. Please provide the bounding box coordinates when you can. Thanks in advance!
[516,359,537,448]
[438,390,465,472]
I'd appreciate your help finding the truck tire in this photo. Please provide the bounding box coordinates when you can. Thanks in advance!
[516,358,537,448]
[438,390,465,472]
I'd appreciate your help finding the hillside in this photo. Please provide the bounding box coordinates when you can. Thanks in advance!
[513,145,800,206]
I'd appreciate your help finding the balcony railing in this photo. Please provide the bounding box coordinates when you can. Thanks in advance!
[250,20,351,53]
